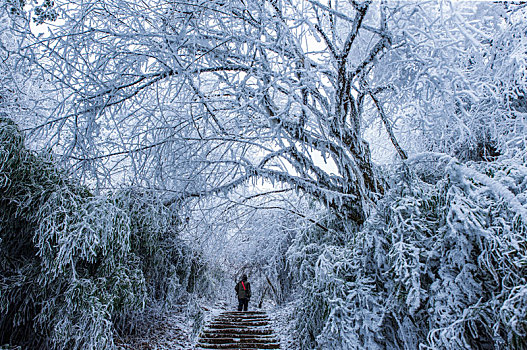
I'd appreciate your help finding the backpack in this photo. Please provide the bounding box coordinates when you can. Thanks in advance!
[236,281,250,299]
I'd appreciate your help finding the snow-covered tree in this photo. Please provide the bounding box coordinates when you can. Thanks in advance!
[372,2,527,161]
[23,0,415,224]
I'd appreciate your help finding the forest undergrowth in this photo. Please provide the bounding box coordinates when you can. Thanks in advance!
[0,117,206,349]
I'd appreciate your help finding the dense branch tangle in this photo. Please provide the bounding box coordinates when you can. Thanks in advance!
[204,0,390,223]
[34,0,396,224]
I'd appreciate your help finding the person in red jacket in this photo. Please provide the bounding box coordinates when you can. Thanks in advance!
[235,274,251,311]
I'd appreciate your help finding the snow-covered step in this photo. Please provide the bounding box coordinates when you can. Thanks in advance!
[202,328,275,336]
[209,321,271,328]
[196,310,280,349]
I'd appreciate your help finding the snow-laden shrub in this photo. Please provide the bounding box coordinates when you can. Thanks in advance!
[0,117,203,349]
[289,153,527,349]
[288,218,386,349]
[379,155,527,349]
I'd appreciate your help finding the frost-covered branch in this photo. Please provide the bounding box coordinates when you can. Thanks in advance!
[370,92,407,160]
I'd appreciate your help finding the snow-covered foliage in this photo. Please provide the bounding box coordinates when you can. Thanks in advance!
[0,117,204,349]
[373,2,527,162]
[288,154,527,349]
[288,214,370,349]
[23,0,399,223]
[0,1,51,133]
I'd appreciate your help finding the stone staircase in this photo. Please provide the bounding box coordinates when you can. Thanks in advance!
[196,311,281,349]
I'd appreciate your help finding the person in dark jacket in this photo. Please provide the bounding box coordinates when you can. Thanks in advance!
[235,274,251,311]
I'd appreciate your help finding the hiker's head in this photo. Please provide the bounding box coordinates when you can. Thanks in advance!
[242,274,247,281]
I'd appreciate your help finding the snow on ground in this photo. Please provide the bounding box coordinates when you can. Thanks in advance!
[267,301,301,350]
[115,299,298,350]
[116,310,194,350]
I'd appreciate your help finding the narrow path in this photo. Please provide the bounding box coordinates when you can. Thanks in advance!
[196,310,281,349]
